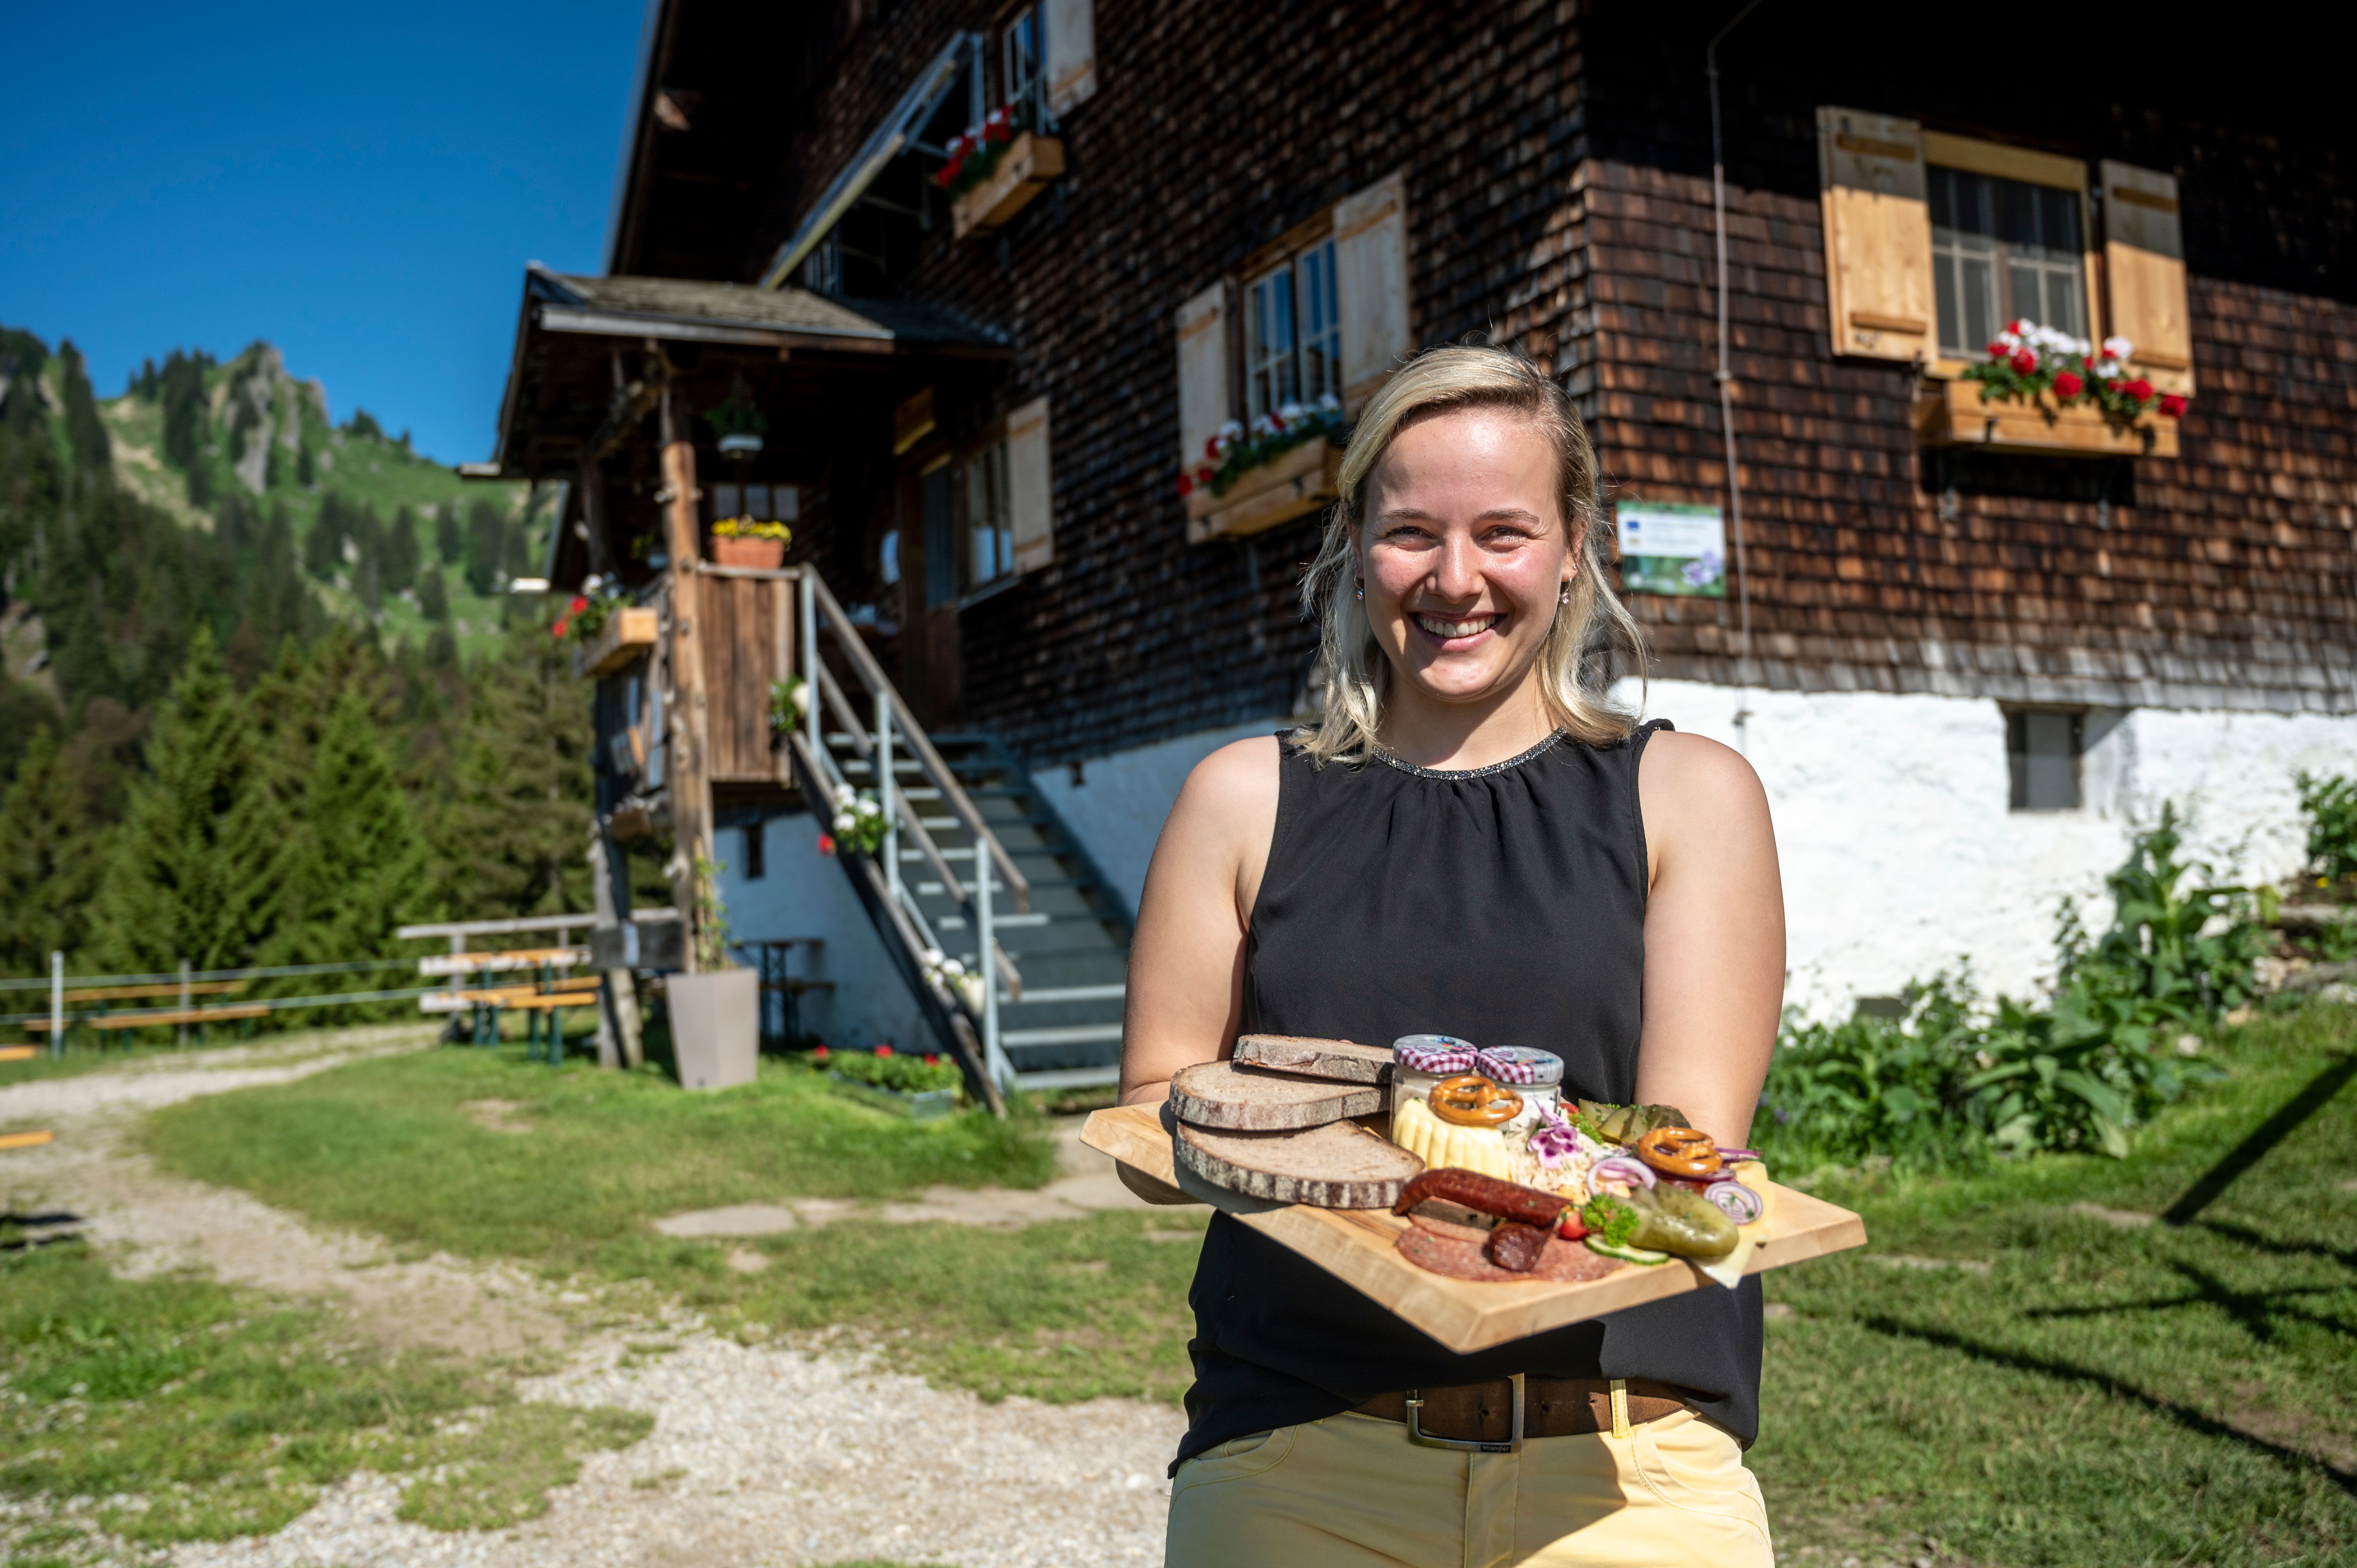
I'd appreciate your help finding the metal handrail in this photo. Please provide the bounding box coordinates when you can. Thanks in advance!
[803,571,1030,909]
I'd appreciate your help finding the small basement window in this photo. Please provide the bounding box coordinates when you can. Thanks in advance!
[742,821,766,880]
[2007,709,2083,811]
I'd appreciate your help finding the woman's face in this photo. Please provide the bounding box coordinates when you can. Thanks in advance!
[1359,406,1575,711]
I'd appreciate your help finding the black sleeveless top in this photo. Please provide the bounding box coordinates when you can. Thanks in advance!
[1173,722,1763,1469]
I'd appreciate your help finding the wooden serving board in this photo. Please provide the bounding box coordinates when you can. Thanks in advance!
[1083,1103,1867,1354]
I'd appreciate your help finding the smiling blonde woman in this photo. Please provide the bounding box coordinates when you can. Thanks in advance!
[1121,346,1788,1567]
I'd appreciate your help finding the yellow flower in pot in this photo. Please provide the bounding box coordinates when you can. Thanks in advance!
[710,517,791,570]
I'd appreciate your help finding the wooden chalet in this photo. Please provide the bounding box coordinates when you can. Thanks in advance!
[478,0,2356,1073]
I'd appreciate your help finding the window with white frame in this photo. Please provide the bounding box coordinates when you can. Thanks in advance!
[964,437,1015,592]
[1245,237,1342,422]
[1929,168,2086,359]
[1002,6,1042,117]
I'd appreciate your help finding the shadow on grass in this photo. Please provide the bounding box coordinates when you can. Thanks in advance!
[2018,1260,2357,1342]
[2160,1052,2357,1226]
[2186,1215,2357,1272]
[1861,1314,2357,1499]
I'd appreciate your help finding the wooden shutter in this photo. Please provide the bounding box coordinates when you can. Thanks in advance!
[1043,0,1096,116]
[2100,161,2193,395]
[1006,396,1053,574]
[1175,281,1229,472]
[1335,172,1412,413]
[1816,106,1934,362]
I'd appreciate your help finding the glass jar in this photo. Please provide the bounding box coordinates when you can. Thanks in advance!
[1390,1035,1564,1133]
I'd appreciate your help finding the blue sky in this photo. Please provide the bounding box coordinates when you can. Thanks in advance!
[0,1,648,463]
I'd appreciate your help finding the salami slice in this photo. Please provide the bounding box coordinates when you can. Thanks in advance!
[1396,1227,1626,1284]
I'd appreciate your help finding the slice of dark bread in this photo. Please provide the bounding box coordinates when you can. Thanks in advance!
[1232,1035,1394,1086]
[1169,1060,1384,1130]
[1174,1118,1425,1209]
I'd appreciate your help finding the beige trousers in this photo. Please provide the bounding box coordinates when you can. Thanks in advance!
[1165,1408,1772,1568]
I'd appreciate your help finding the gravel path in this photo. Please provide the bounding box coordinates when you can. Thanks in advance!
[3,1031,1189,1566]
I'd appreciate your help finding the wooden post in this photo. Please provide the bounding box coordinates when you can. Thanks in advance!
[660,385,711,973]
[177,959,191,1048]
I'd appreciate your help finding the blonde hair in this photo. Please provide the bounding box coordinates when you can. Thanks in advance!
[1295,344,1645,764]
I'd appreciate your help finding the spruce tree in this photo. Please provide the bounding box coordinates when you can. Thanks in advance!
[0,728,100,976]
[305,493,346,579]
[425,622,592,918]
[272,687,428,966]
[57,340,111,473]
[385,504,421,594]
[463,498,507,594]
[92,627,291,973]
[418,564,450,622]
[296,441,315,487]
[435,502,463,564]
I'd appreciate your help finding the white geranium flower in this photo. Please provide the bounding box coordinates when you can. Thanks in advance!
[2103,335,2134,359]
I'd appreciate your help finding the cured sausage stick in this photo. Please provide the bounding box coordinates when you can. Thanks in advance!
[1391,1168,1569,1228]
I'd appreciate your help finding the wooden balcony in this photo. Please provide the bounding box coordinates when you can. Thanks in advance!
[1915,378,2179,459]
[1186,439,1343,545]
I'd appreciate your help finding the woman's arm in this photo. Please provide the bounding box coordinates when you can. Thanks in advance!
[1633,730,1786,1151]
[1114,736,1281,1202]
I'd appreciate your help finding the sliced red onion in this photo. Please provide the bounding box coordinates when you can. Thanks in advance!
[1717,1148,1762,1162]
[1592,1154,1656,1189]
[1706,1180,1764,1224]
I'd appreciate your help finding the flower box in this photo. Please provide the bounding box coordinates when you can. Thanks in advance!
[1915,378,2179,460]
[1186,438,1343,545]
[828,1072,959,1122]
[573,605,659,679]
[712,535,787,570]
[950,132,1065,240]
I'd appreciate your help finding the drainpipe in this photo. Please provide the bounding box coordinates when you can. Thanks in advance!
[1708,0,1767,736]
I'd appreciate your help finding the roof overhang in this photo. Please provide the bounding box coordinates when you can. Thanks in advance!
[756,32,981,289]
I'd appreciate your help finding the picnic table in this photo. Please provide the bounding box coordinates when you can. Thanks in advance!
[417,950,598,1065]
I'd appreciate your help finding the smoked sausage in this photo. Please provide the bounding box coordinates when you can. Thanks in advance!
[1391,1168,1569,1228]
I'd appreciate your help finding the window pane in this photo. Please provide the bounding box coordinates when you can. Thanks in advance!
[1247,267,1298,420]
[1298,240,1341,405]
[1003,7,1040,106]
[710,483,741,521]
[922,464,956,608]
[965,442,1012,589]
[744,484,770,520]
[1930,168,2001,356]
[2008,710,2083,810]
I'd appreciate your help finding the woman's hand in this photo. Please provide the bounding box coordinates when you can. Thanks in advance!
[1634,731,1785,1151]
[1118,736,1282,1125]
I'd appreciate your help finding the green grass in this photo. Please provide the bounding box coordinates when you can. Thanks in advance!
[1753,1001,2357,1566]
[0,1244,648,1549]
[141,1012,2357,1563]
[141,1046,1203,1404]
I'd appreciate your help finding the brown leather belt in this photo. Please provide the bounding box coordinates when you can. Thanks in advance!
[1354,1376,1689,1451]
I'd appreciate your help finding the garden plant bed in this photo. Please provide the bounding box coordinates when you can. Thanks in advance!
[829,1069,959,1121]
[1915,376,2179,459]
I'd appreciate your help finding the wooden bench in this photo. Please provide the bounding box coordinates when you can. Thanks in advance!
[0,1045,36,1062]
[0,1129,55,1152]
[417,947,591,978]
[61,980,248,1003]
[26,1005,269,1044]
[422,984,599,1063]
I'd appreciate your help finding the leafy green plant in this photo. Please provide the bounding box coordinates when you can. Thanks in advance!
[2294,770,2357,886]
[1754,807,2260,1169]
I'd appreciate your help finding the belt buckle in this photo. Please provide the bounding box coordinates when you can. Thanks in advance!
[1405,1372,1523,1454]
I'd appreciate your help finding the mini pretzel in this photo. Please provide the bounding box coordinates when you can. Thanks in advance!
[1635,1125,1722,1178]
[1429,1074,1524,1128]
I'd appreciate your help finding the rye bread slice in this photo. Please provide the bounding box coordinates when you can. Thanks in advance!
[1232,1035,1394,1086]
[1173,1119,1424,1209]
[1169,1060,1384,1130]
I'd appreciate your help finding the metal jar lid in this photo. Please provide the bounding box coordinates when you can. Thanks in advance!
[1391,1035,1565,1087]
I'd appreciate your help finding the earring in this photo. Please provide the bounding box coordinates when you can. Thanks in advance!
[1355,579,1365,602]
[1558,582,1571,606]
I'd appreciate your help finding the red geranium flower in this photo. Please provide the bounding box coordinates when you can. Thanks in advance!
[2051,370,2083,399]
[813,1045,829,1060]
[2160,393,2188,418]
[1175,472,1194,497]
[875,1044,894,1057]
[569,595,588,614]
[2126,378,2154,402]
[816,833,836,856]
[550,620,569,639]
[2009,349,2036,375]
[924,1054,939,1066]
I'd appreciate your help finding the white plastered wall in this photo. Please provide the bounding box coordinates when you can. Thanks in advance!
[1030,687,2357,1021]
[711,814,931,1051]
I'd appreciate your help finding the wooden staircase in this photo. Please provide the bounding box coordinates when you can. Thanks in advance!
[782,570,1129,1106]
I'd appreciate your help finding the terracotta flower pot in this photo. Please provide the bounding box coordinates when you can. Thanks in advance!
[712,535,786,570]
